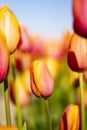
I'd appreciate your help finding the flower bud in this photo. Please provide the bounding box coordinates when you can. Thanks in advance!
[67,33,87,72]
[10,77,30,107]
[73,0,87,38]
[59,104,80,130]
[0,5,20,54]
[17,24,32,52]
[0,126,18,130]
[30,59,54,98]
[0,29,10,83]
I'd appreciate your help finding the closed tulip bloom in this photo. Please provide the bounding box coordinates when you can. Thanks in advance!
[0,126,18,130]
[0,5,20,54]
[17,24,32,52]
[59,104,80,130]
[67,33,87,72]
[0,29,10,83]
[73,0,87,38]
[30,59,54,98]
[10,77,30,107]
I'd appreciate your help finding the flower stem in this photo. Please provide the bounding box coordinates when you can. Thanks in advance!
[11,63,23,130]
[4,78,11,126]
[79,73,85,130]
[44,99,52,130]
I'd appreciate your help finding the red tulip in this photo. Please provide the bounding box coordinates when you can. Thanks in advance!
[73,0,87,38]
[30,59,54,98]
[0,29,10,83]
[67,33,87,72]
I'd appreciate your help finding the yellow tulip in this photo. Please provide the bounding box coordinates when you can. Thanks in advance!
[59,104,80,130]
[0,5,20,54]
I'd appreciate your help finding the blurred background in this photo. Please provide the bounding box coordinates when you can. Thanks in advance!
[0,1,78,130]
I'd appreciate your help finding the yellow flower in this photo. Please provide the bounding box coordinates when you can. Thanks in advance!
[0,5,20,54]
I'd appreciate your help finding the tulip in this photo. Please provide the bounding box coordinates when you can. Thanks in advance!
[14,49,32,72]
[21,70,32,94]
[30,59,54,98]
[0,5,20,54]
[73,0,87,38]
[67,33,87,72]
[10,76,30,107]
[17,24,32,52]
[30,35,45,58]
[0,126,18,130]
[43,57,59,79]
[59,104,80,130]
[0,29,10,83]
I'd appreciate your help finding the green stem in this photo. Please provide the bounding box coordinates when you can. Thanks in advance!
[79,73,85,130]
[4,78,11,126]
[11,63,23,130]
[14,79,23,130]
[44,99,52,130]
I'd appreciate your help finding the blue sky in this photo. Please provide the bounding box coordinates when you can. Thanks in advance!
[0,0,73,39]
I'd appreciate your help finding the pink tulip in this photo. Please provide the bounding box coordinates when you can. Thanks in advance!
[67,33,87,72]
[30,59,54,98]
[73,0,87,37]
[0,29,10,83]
[18,24,32,52]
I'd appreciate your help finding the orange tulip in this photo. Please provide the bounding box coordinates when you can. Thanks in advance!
[30,59,54,98]
[0,126,18,130]
[0,29,10,83]
[0,5,20,54]
[67,33,87,72]
[73,0,87,38]
[59,104,80,130]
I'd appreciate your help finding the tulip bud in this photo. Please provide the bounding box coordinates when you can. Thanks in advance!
[30,59,54,98]
[0,29,10,83]
[73,0,87,38]
[59,104,80,130]
[0,5,20,54]
[67,33,87,72]
[17,24,32,52]
[0,126,18,130]
[10,77,30,107]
